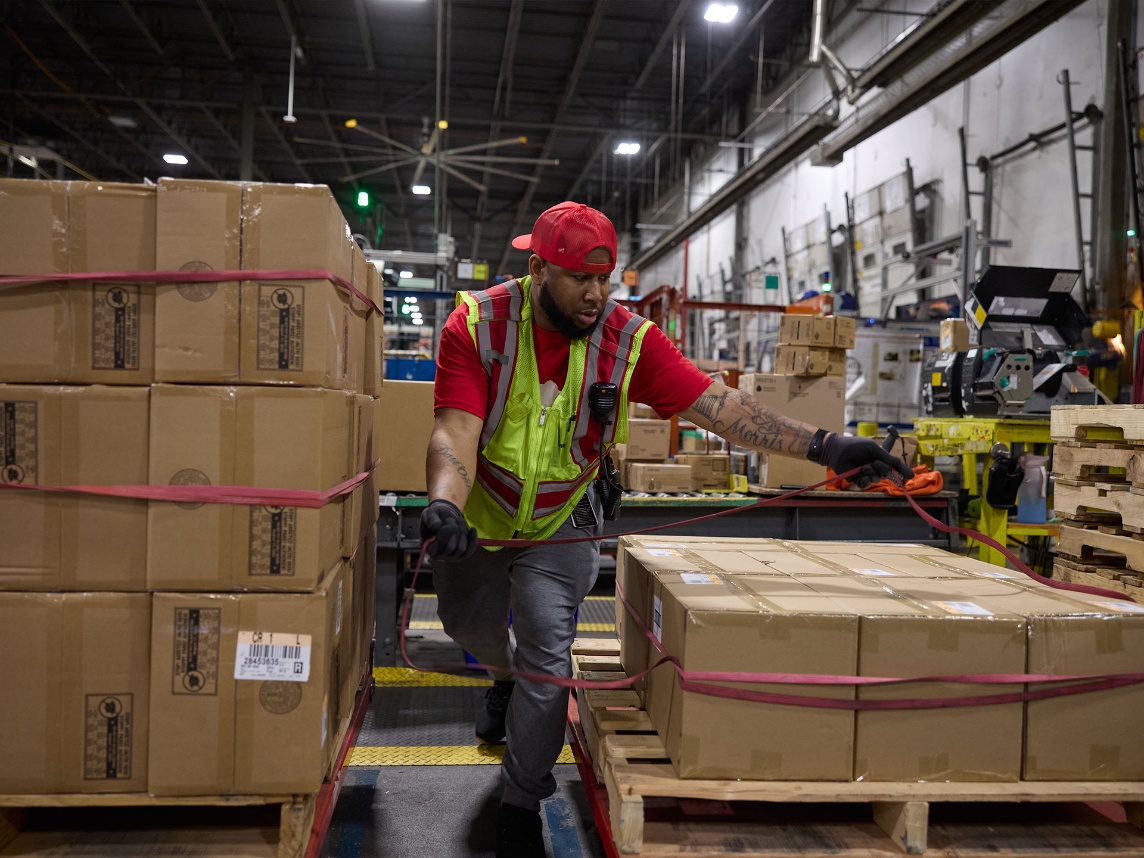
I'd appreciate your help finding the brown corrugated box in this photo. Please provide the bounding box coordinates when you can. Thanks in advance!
[778,314,853,348]
[624,418,671,461]
[147,385,351,591]
[644,569,858,780]
[1003,588,1144,780]
[738,373,844,488]
[346,241,370,396]
[0,591,150,793]
[672,453,730,490]
[69,182,157,384]
[148,563,345,795]
[0,180,156,384]
[775,344,847,377]
[627,463,691,493]
[0,384,149,590]
[344,394,379,558]
[155,178,243,383]
[240,182,356,389]
[375,380,435,493]
[940,318,970,353]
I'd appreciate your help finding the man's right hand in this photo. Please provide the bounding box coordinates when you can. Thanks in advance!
[419,499,478,560]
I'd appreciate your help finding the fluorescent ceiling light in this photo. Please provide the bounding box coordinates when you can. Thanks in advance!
[17,155,36,168]
[163,153,189,165]
[399,270,413,279]
[704,3,738,23]
[108,115,137,129]
[614,142,640,156]
[406,297,418,304]
[411,184,431,195]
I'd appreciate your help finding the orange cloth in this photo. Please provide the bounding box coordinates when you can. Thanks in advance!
[828,464,944,496]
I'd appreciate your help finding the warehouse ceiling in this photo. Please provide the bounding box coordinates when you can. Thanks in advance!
[0,0,825,275]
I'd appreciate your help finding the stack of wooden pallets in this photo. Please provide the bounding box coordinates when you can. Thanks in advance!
[1052,405,1144,595]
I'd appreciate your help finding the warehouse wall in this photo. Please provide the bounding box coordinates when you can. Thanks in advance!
[637,0,1129,304]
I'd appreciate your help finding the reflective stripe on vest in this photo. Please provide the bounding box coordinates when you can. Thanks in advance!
[471,282,523,450]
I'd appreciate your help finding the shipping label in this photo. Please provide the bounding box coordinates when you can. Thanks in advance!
[679,572,720,585]
[258,283,304,371]
[249,506,297,576]
[92,283,140,370]
[172,607,221,695]
[235,631,312,682]
[84,693,133,780]
[1,401,37,485]
[933,600,992,617]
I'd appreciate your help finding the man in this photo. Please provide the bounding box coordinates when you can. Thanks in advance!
[422,201,911,858]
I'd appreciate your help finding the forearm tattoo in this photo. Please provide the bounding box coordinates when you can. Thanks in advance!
[433,443,472,490]
[690,388,815,455]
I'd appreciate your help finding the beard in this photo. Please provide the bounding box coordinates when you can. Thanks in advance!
[537,276,600,340]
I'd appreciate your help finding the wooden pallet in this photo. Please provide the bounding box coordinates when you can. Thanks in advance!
[1055,558,1144,595]
[1058,521,1144,577]
[1054,482,1144,530]
[571,640,1144,856]
[1052,405,1144,443]
[1054,441,1144,485]
[0,792,311,857]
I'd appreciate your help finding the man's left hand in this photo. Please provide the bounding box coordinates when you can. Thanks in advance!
[821,434,914,489]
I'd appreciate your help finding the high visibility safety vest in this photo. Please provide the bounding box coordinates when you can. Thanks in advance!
[458,276,653,542]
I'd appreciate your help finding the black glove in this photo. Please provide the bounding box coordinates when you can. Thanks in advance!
[819,433,914,490]
[419,499,478,560]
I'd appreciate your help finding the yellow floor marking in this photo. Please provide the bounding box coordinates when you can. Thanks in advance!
[373,667,491,687]
[348,745,575,766]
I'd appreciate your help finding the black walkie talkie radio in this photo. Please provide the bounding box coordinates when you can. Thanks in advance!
[588,382,623,521]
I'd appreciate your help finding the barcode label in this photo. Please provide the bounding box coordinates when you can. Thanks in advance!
[235,630,312,682]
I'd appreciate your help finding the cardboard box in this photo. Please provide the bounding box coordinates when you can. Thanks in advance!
[344,394,379,558]
[645,569,857,779]
[940,318,970,353]
[363,261,385,396]
[0,180,157,384]
[240,182,356,389]
[69,182,157,384]
[375,381,436,493]
[845,580,1026,782]
[737,374,845,488]
[0,384,149,590]
[148,564,345,795]
[1021,594,1144,780]
[155,179,243,383]
[147,386,352,591]
[832,316,857,349]
[625,418,671,461]
[628,402,658,420]
[0,592,150,793]
[627,463,691,493]
[672,453,730,490]
[0,180,69,383]
[775,345,847,377]
[345,241,370,395]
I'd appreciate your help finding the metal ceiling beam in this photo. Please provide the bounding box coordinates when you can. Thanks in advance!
[275,0,308,59]
[198,105,268,180]
[195,0,237,62]
[496,0,609,273]
[353,0,376,72]
[119,0,166,58]
[633,0,693,91]
[815,0,1089,163]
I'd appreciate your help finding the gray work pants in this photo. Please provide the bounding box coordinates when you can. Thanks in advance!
[433,488,603,811]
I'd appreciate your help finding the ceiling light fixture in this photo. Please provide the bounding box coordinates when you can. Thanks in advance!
[162,153,189,165]
[614,142,641,156]
[400,270,413,279]
[411,184,431,195]
[704,3,739,23]
[108,115,137,129]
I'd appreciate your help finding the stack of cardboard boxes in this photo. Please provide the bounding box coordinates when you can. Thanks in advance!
[0,178,382,797]
[735,314,855,488]
[616,535,1144,782]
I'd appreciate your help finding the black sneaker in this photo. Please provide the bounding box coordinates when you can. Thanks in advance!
[476,679,514,744]
[495,802,545,858]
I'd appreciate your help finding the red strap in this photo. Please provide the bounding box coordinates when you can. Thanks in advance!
[0,268,381,317]
[0,460,378,509]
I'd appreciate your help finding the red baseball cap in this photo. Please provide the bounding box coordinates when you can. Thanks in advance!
[511,201,617,274]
